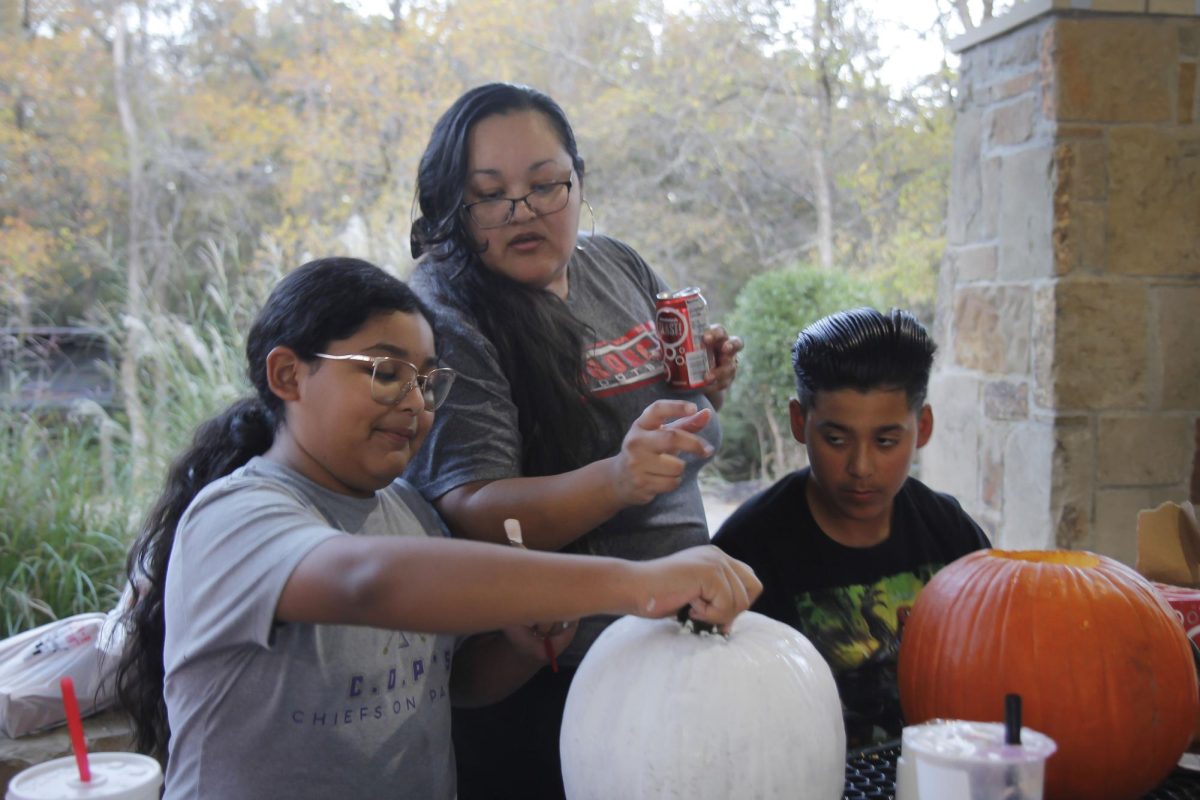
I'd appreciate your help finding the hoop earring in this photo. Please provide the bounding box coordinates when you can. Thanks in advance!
[576,200,596,251]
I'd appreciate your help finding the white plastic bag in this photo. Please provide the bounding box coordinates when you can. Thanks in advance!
[0,609,122,737]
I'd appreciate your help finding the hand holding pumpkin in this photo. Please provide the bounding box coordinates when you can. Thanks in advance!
[627,544,762,633]
[609,400,714,506]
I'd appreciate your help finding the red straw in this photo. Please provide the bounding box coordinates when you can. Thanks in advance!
[543,636,559,674]
[59,676,91,782]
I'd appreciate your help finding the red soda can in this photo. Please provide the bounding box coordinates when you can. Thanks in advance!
[655,287,712,390]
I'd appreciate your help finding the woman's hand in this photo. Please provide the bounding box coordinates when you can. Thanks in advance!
[701,325,744,410]
[610,400,715,506]
[501,620,576,665]
[629,545,762,634]
[452,624,576,708]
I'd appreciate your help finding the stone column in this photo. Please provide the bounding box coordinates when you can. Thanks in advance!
[923,1,1200,565]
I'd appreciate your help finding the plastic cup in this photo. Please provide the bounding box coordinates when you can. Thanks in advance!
[896,719,956,800]
[6,752,162,800]
[904,720,1056,800]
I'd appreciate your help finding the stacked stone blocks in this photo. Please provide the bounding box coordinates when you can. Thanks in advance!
[925,8,1200,565]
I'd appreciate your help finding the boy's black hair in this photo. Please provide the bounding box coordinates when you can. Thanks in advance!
[792,307,936,411]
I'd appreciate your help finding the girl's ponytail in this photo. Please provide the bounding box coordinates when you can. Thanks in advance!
[116,396,275,763]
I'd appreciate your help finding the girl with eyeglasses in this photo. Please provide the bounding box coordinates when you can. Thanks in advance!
[115,257,759,800]
[407,83,746,798]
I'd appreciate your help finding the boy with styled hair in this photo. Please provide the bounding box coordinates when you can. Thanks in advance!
[713,307,990,747]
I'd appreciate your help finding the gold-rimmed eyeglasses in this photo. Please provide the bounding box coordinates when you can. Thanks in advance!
[313,353,457,411]
[462,180,573,229]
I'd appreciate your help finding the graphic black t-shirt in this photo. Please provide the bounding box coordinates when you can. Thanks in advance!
[713,468,990,747]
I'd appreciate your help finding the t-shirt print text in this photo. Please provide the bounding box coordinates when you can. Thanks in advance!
[289,645,453,730]
[585,321,665,397]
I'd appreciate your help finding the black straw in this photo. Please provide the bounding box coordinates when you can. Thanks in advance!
[1005,693,1022,746]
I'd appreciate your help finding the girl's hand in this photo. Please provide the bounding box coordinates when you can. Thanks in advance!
[610,400,715,506]
[701,325,744,406]
[631,545,762,634]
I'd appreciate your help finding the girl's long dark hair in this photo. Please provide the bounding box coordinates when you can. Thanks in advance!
[115,257,429,764]
[410,82,619,476]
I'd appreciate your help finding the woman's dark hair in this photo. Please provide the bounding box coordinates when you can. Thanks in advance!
[410,82,618,476]
[792,307,936,411]
[115,257,429,764]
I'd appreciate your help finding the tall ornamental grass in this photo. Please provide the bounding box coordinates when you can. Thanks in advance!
[0,410,131,635]
[0,251,274,636]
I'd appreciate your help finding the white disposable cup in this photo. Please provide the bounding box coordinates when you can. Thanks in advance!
[6,753,162,800]
[896,719,955,800]
[895,754,915,800]
[905,720,1056,800]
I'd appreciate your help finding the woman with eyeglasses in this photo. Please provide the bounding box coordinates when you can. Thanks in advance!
[407,83,745,798]
[115,257,759,800]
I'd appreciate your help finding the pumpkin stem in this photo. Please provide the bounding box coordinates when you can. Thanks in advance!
[674,605,719,636]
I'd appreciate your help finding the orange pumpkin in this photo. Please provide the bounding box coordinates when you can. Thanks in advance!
[898,549,1199,800]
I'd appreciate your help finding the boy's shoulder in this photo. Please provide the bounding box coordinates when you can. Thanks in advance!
[713,470,811,546]
[897,473,968,516]
[896,474,991,548]
[732,469,808,513]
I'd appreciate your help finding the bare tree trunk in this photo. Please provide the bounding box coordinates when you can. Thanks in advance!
[13,289,31,331]
[811,0,835,270]
[952,0,976,30]
[951,0,994,31]
[812,140,834,270]
[750,416,769,482]
[763,398,789,480]
[113,7,148,488]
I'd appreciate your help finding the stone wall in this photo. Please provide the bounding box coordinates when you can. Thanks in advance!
[923,6,1200,565]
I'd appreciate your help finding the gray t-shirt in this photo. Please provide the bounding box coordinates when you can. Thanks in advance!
[162,457,456,800]
[405,234,720,665]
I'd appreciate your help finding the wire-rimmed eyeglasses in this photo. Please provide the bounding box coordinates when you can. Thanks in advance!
[313,353,457,411]
[461,180,573,229]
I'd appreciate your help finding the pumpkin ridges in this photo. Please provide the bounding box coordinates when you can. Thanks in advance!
[1043,558,1118,798]
[961,556,1009,715]
[1091,560,1196,777]
[561,613,846,800]
[991,555,1030,706]
[1040,557,1190,800]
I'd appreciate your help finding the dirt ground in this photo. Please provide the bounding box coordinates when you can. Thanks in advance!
[700,479,766,535]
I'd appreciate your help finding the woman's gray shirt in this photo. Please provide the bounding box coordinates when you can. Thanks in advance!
[404,234,720,665]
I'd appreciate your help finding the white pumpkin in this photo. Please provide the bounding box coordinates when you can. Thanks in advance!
[560,610,846,800]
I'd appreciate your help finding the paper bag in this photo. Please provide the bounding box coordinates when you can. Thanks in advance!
[1136,501,1200,588]
[1138,500,1200,749]
[0,608,124,738]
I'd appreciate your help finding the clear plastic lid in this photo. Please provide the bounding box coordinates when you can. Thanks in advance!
[6,753,162,800]
[903,720,1057,766]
